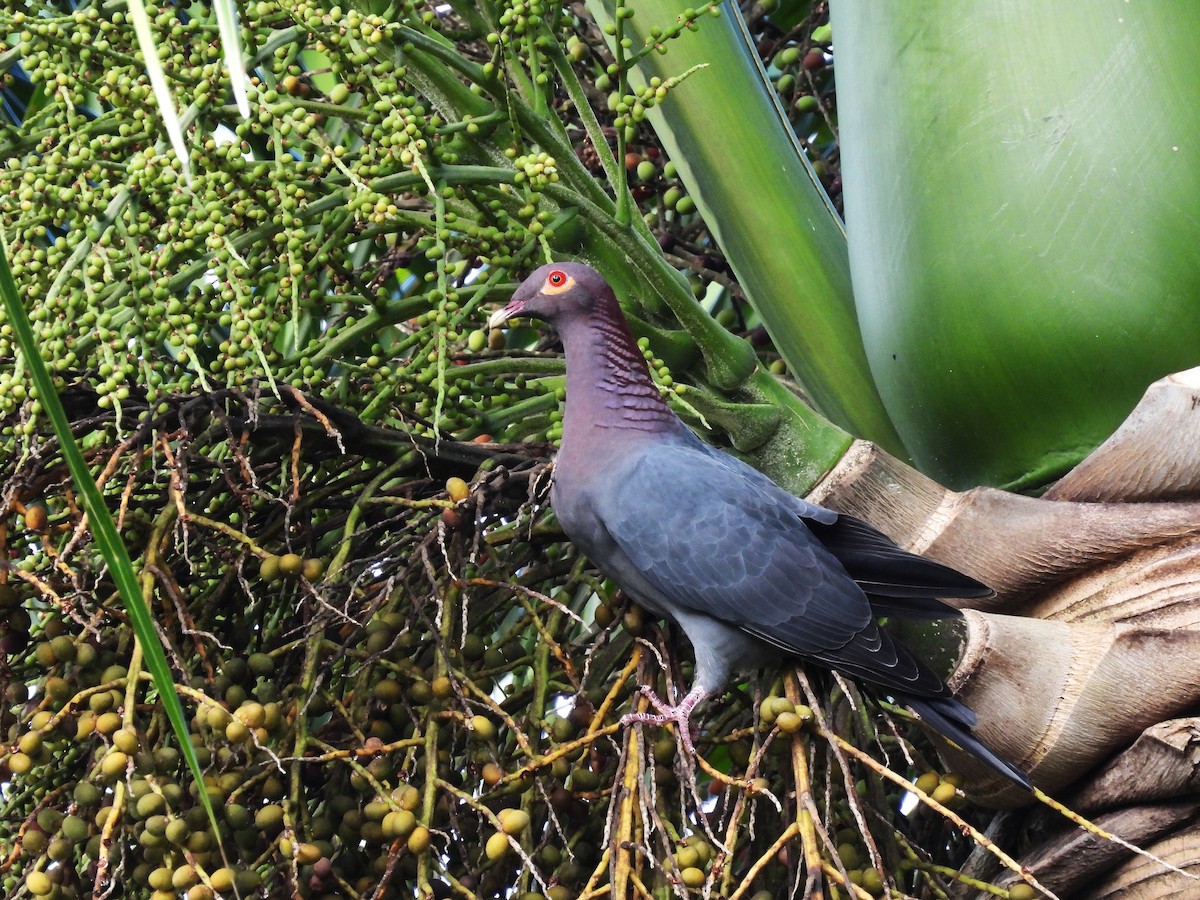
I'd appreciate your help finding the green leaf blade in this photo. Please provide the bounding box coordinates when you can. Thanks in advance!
[591,0,904,455]
[0,247,219,839]
[833,2,1200,488]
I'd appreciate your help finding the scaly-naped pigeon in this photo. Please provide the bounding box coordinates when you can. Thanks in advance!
[489,262,1030,789]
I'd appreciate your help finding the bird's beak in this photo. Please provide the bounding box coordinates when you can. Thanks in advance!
[488,299,525,330]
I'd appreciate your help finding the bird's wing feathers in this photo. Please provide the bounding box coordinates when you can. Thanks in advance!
[696,446,988,606]
[597,440,949,697]
[805,514,992,603]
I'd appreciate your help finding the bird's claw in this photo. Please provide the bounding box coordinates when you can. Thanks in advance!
[633,684,674,717]
[620,686,700,756]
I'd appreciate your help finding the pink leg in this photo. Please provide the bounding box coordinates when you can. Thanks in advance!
[620,684,710,756]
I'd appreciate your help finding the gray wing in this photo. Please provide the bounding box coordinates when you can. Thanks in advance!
[701,444,990,610]
[597,440,949,697]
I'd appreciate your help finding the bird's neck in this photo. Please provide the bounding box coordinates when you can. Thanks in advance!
[558,305,680,442]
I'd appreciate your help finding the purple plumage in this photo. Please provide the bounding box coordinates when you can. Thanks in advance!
[489,262,1030,790]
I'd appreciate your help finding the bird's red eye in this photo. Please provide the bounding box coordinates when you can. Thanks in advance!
[547,270,566,286]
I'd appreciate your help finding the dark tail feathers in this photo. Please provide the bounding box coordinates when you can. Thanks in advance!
[900,695,1032,791]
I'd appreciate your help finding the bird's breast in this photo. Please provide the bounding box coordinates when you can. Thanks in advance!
[549,477,672,620]
[549,477,615,567]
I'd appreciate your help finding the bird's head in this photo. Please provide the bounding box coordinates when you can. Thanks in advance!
[488,262,611,330]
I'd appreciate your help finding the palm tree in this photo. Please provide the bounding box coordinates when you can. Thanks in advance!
[2,1,1198,897]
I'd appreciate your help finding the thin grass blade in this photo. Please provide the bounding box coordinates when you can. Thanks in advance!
[0,246,219,838]
[127,0,193,183]
[215,0,252,119]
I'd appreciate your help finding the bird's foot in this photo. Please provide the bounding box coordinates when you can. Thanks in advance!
[620,685,709,756]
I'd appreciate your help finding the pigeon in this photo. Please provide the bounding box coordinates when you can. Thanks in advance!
[489,261,1031,789]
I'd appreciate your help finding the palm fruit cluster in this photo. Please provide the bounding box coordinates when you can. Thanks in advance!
[0,1,571,440]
